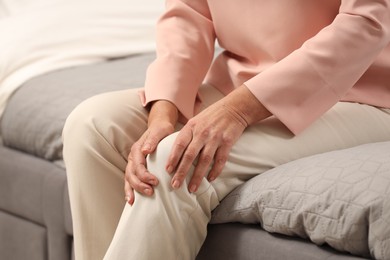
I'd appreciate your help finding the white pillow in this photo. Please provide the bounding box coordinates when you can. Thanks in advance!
[211,141,390,259]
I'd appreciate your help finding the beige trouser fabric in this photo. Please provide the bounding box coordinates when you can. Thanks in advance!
[63,85,390,260]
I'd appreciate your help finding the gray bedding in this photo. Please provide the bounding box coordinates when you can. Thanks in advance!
[1,53,155,161]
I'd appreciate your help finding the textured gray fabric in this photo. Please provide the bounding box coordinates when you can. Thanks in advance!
[211,141,390,259]
[197,223,368,260]
[0,146,72,260]
[0,53,155,161]
[0,211,47,260]
[0,146,66,224]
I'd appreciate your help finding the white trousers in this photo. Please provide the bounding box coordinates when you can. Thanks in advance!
[62,85,390,260]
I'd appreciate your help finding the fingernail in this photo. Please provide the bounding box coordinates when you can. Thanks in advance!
[189,184,197,193]
[172,180,180,189]
[144,188,152,196]
[125,195,131,202]
[208,176,215,182]
[166,165,173,174]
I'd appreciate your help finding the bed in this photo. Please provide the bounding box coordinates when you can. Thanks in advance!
[0,1,389,259]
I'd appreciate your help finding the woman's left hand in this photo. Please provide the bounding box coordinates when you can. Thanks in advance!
[165,85,271,193]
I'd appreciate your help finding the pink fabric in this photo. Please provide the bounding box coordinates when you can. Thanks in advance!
[141,0,390,134]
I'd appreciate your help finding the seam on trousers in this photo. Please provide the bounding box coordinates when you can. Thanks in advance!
[174,181,215,260]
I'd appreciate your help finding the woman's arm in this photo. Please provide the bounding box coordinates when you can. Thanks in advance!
[245,0,390,134]
[140,0,216,120]
[126,0,216,203]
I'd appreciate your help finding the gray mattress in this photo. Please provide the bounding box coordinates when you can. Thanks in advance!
[0,53,370,260]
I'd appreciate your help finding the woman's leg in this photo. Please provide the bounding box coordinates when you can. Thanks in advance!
[104,87,390,259]
[104,132,220,260]
[213,104,390,200]
[63,88,149,260]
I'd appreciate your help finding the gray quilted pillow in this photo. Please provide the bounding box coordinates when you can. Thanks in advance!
[211,141,390,259]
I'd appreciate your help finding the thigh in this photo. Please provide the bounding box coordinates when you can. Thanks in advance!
[63,88,150,259]
[66,88,150,158]
[212,102,390,200]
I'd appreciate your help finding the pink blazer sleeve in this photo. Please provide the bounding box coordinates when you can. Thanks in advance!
[244,0,390,134]
[140,0,215,119]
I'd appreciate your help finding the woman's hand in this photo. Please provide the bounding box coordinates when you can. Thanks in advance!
[166,85,271,193]
[124,100,178,205]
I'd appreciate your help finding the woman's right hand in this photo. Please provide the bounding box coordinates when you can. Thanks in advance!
[124,100,178,205]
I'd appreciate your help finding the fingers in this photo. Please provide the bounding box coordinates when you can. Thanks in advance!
[207,146,229,182]
[125,147,158,206]
[187,143,218,193]
[165,128,196,188]
[187,138,230,193]
[129,143,159,186]
[170,140,202,190]
[124,125,171,203]
[124,165,156,206]
[126,159,157,191]
[167,126,233,193]
[167,126,225,193]
[165,128,193,175]
[124,180,135,205]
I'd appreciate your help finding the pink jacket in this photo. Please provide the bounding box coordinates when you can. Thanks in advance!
[140,0,390,134]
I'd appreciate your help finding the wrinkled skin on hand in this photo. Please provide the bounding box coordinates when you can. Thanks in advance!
[124,85,271,204]
[165,99,248,193]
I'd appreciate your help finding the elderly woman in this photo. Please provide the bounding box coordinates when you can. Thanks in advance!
[63,0,390,259]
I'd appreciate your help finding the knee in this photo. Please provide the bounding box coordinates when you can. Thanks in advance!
[63,93,129,162]
[145,133,179,186]
[63,90,147,157]
[62,94,105,149]
[144,133,218,220]
[145,133,209,194]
